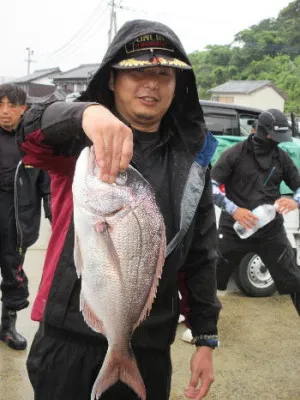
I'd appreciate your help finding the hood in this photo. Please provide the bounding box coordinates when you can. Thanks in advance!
[80,19,205,156]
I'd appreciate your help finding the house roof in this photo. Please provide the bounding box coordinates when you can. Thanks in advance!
[208,80,287,99]
[52,64,100,81]
[27,88,68,105]
[13,67,61,84]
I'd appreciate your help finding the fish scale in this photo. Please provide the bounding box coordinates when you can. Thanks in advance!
[72,146,166,400]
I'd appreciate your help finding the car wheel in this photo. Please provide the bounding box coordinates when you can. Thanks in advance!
[234,252,276,297]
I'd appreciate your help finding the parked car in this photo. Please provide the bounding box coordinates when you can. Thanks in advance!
[200,100,300,297]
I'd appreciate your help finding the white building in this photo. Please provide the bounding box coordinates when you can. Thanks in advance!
[12,67,61,97]
[52,64,100,94]
[208,80,286,111]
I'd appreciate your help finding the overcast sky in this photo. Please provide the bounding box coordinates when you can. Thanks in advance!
[0,0,292,79]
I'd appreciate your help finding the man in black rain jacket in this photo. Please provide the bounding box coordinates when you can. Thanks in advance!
[0,84,51,351]
[211,109,300,315]
[18,20,221,400]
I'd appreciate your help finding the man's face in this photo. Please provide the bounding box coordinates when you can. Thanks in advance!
[0,96,27,131]
[110,67,176,131]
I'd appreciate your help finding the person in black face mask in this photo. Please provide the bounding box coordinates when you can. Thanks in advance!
[210,108,300,315]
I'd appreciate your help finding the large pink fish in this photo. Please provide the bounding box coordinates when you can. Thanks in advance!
[72,147,166,400]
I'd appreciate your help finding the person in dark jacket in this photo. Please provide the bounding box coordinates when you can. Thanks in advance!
[0,84,51,351]
[18,20,221,400]
[211,108,300,315]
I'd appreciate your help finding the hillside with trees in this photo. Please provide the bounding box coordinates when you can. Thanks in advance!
[189,0,300,113]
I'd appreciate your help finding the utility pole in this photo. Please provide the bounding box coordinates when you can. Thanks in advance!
[25,47,34,76]
[108,0,118,47]
[24,47,35,95]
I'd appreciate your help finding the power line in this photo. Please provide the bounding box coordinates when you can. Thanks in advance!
[118,1,168,17]
[36,4,109,67]
[107,0,135,46]
[56,6,109,60]
[45,1,106,57]
[55,6,109,58]
[108,0,118,46]
[33,0,163,70]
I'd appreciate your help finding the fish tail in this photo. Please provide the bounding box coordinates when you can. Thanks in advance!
[91,346,146,400]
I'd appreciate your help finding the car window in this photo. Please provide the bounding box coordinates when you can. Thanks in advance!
[239,114,259,136]
[204,114,239,136]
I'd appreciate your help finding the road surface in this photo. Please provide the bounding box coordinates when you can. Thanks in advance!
[1,220,300,400]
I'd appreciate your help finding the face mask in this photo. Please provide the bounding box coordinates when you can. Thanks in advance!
[253,134,278,152]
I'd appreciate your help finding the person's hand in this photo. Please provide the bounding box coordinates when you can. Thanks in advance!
[184,347,215,400]
[82,105,133,183]
[275,198,298,215]
[232,207,259,229]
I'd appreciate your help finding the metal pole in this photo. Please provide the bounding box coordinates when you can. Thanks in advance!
[25,47,34,76]
[108,0,116,46]
[113,8,117,36]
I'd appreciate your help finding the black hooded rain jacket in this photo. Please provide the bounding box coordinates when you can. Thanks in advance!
[17,20,221,349]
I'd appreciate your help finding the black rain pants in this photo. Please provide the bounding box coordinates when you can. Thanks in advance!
[27,323,172,400]
[217,225,300,315]
[0,191,28,311]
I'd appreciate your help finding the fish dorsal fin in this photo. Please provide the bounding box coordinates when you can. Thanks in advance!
[133,226,166,331]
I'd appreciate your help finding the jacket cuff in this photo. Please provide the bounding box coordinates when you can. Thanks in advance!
[191,317,219,337]
[294,187,300,207]
[41,102,98,144]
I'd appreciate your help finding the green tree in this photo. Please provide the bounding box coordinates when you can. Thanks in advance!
[188,0,300,113]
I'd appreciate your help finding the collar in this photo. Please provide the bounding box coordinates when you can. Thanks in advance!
[0,126,15,135]
[112,107,174,149]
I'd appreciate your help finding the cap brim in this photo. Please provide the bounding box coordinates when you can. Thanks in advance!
[269,129,293,143]
[112,52,192,70]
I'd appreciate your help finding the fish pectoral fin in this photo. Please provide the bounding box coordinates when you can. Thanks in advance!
[80,293,106,336]
[98,226,122,279]
[91,347,146,400]
[74,233,84,277]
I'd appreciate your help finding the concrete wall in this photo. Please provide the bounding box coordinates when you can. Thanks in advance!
[232,87,285,111]
[34,77,55,85]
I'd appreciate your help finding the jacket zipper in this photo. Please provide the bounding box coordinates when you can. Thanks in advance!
[14,161,23,254]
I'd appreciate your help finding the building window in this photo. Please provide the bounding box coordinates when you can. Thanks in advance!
[239,114,258,136]
[211,96,234,104]
[204,114,238,136]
